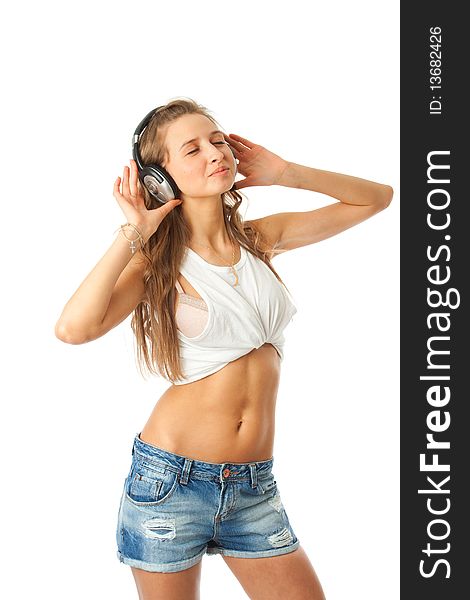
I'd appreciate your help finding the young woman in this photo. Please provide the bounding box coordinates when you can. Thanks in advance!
[55,98,393,600]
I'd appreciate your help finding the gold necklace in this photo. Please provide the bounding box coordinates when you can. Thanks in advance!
[190,238,239,286]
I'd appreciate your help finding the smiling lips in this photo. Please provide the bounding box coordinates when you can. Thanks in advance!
[210,167,229,176]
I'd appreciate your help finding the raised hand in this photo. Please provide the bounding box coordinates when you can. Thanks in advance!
[224,133,289,190]
[113,159,182,241]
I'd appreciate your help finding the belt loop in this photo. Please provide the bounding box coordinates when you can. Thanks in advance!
[249,463,258,489]
[180,458,193,485]
[133,432,140,455]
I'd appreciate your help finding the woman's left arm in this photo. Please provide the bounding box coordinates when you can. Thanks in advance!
[226,133,393,253]
[278,162,393,208]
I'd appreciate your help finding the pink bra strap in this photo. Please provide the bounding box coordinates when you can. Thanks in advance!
[175,279,184,293]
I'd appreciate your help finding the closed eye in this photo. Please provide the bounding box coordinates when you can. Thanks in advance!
[187,141,226,155]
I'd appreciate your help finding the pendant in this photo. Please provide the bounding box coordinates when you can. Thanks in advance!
[231,267,239,286]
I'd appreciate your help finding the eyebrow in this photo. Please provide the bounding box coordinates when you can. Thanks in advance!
[179,130,224,151]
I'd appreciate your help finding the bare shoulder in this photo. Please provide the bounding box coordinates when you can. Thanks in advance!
[244,217,285,259]
[245,197,390,254]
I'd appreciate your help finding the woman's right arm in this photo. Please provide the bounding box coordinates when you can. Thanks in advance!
[55,234,148,344]
[54,159,183,344]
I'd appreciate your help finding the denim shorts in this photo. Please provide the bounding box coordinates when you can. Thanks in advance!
[116,433,300,573]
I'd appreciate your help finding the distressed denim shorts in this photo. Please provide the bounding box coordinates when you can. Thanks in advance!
[116,433,300,573]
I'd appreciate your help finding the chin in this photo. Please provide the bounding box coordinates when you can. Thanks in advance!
[225,175,236,193]
[211,179,234,195]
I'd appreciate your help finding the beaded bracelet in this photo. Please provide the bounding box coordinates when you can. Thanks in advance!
[114,222,145,254]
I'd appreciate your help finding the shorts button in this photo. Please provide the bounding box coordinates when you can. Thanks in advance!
[223,468,231,478]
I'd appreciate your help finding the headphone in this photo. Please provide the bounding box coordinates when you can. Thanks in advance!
[132,106,238,205]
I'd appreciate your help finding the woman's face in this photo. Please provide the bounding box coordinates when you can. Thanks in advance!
[162,113,236,200]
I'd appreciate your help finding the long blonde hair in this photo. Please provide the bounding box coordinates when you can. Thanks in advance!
[131,97,288,384]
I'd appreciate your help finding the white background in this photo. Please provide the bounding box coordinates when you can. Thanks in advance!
[1,1,399,598]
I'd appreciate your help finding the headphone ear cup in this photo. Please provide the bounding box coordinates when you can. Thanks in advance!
[131,107,181,204]
[138,164,181,204]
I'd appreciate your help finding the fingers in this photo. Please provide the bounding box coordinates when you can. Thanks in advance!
[120,160,139,198]
[164,199,183,212]
[157,199,183,220]
[113,176,127,211]
[113,171,133,208]
[227,133,254,150]
[114,160,145,206]
[121,164,131,198]
[129,159,138,197]
[114,159,182,218]
[223,133,241,153]
[113,177,121,196]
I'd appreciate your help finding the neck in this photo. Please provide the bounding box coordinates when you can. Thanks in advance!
[182,200,232,250]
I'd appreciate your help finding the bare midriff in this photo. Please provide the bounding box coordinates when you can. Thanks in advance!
[139,342,281,464]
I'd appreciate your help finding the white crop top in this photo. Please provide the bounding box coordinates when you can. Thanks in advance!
[168,245,297,385]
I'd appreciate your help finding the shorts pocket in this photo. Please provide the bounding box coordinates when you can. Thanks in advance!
[256,472,278,495]
[125,460,179,506]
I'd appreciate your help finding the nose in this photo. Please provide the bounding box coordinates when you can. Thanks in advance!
[207,143,225,162]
